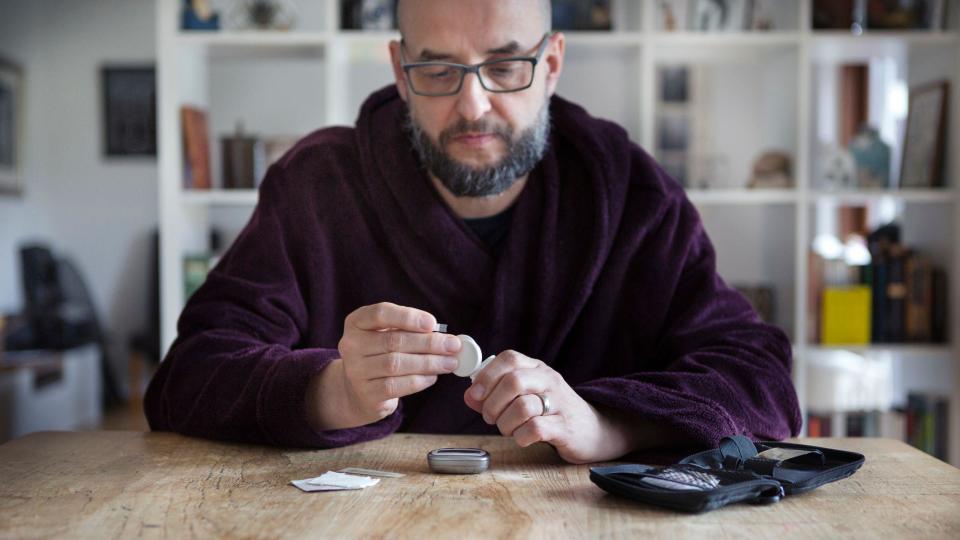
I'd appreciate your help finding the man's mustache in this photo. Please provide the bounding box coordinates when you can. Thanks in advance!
[439,119,513,146]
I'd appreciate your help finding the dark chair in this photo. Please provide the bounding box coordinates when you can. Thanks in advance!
[12,243,123,407]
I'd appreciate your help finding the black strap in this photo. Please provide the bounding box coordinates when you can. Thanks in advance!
[718,435,757,469]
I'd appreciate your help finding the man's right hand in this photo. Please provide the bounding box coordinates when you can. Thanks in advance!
[306,302,462,431]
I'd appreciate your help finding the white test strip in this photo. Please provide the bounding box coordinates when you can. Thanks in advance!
[434,323,448,333]
[306,471,379,488]
[338,467,405,478]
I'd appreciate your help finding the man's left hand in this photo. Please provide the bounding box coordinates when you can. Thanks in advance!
[463,350,638,464]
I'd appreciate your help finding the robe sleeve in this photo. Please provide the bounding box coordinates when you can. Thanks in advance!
[144,167,402,448]
[573,190,802,447]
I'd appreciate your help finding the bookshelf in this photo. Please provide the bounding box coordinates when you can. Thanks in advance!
[156,0,960,465]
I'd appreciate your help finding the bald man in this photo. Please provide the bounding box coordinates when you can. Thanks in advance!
[146,0,801,463]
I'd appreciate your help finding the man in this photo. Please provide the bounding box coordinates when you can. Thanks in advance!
[145,0,801,464]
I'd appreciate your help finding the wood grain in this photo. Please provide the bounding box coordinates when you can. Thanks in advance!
[0,433,957,539]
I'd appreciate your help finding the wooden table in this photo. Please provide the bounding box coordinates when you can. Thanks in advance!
[1,432,958,539]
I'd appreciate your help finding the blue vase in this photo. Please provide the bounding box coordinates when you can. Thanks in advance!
[849,126,891,189]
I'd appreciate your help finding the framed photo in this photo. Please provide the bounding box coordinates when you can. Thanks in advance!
[691,0,752,32]
[900,81,949,188]
[101,66,157,157]
[659,66,689,103]
[0,57,23,196]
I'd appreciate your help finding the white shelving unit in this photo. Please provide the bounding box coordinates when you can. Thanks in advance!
[156,0,960,464]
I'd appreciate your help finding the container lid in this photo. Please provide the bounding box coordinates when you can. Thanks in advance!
[454,335,482,377]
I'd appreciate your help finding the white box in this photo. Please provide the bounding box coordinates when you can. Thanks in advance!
[0,344,102,443]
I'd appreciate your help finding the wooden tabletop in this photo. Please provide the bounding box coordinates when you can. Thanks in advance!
[0,432,958,539]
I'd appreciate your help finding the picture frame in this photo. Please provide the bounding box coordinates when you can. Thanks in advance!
[659,66,690,103]
[900,81,949,188]
[101,65,157,157]
[691,0,752,32]
[0,57,23,196]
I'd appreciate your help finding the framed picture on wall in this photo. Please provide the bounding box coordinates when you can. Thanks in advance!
[0,57,23,196]
[102,65,157,157]
[900,80,949,188]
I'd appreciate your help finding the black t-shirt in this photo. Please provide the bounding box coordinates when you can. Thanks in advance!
[463,206,514,254]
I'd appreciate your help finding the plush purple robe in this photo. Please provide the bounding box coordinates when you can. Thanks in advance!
[145,85,802,450]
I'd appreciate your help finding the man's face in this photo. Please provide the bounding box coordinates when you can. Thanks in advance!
[390,0,564,196]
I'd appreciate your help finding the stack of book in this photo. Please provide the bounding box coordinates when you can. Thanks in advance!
[866,225,948,344]
[811,222,948,345]
[806,392,950,461]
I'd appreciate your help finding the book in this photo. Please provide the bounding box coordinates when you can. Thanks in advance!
[806,413,832,437]
[867,224,900,342]
[904,254,933,342]
[846,412,865,437]
[934,397,949,461]
[905,393,950,460]
[884,245,908,342]
[183,255,210,300]
[821,286,872,345]
[931,268,948,343]
[180,106,212,190]
[807,415,822,437]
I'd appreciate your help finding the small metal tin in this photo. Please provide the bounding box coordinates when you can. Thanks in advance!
[427,448,490,474]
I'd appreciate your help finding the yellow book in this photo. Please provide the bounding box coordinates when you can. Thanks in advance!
[821,286,872,345]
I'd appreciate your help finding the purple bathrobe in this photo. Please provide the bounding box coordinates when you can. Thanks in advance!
[145,85,801,450]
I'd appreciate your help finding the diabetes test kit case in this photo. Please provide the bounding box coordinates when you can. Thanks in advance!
[590,435,865,513]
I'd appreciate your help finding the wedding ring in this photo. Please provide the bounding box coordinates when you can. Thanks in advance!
[535,393,552,416]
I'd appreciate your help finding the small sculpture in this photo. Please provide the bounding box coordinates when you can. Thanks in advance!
[228,0,298,31]
[820,145,857,190]
[747,151,793,189]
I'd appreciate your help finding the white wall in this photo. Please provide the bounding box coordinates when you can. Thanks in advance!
[0,0,158,395]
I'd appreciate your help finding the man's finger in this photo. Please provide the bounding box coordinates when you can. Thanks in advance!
[480,368,546,425]
[512,414,560,448]
[496,394,547,437]
[349,302,436,332]
[363,352,459,378]
[356,330,461,357]
[467,350,539,402]
[368,374,439,400]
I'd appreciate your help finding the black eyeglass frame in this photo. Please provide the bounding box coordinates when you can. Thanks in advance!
[400,32,554,97]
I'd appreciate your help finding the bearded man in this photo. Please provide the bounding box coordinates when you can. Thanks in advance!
[146,0,801,463]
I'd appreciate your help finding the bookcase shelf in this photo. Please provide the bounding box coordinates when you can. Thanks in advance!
[157,0,960,465]
[810,189,957,204]
[182,189,259,206]
[807,344,953,357]
[687,189,797,206]
[176,30,333,46]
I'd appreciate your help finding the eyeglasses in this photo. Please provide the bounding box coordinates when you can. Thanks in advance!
[400,33,552,97]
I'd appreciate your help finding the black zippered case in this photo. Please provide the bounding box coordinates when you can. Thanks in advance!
[589,435,865,513]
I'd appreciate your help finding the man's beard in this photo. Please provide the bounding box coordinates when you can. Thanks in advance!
[404,103,551,197]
